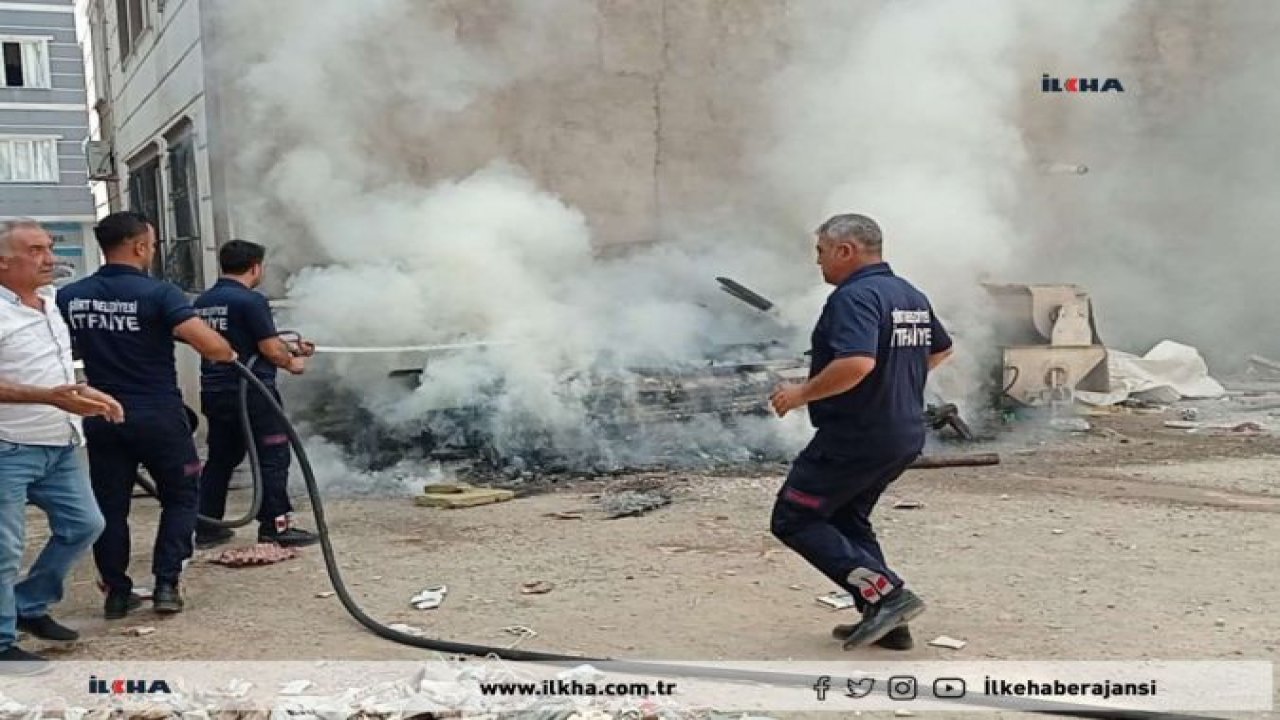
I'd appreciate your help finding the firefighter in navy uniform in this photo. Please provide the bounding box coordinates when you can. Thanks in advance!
[192,240,319,548]
[768,214,954,651]
[57,212,235,619]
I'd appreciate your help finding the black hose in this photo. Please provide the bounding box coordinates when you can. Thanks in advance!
[216,358,1229,720]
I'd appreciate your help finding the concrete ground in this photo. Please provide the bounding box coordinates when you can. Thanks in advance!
[12,407,1280,716]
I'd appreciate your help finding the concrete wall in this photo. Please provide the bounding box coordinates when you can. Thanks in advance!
[90,0,217,404]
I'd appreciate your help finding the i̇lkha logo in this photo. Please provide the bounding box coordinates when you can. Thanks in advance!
[1041,74,1125,93]
[89,676,172,695]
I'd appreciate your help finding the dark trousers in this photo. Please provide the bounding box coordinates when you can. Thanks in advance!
[197,387,292,533]
[770,433,918,611]
[84,404,200,592]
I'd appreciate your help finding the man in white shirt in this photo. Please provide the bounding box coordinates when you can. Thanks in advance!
[0,219,123,673]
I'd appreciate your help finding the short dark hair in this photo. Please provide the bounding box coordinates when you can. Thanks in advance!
[93,211,152,252]
[219,239,266,275]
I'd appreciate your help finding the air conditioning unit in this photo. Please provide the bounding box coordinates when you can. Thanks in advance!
[84,139,117,180]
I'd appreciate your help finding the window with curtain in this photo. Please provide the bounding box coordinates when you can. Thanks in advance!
[0,38,51,89]
[0,136,59,182]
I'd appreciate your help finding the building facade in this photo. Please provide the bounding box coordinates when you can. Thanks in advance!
[1,0,97,285]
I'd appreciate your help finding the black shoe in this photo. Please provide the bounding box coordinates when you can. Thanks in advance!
[0,646,50,676]
[104,591,144,620]
[259,526,320,547]
[842,588,926,650]
[16,615,79,642]
[153,584,184,614]
[196,526,235,549]
[832,622,914,650]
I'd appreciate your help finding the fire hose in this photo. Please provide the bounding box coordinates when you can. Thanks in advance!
[134,360,1222,720]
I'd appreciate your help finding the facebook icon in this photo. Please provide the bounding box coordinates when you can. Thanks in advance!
[814,676,832,701]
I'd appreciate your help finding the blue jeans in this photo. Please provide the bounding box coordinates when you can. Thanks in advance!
[0,441,105,651]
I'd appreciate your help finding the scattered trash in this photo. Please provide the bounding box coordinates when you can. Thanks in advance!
[520,580,554,595]
[892,500,924,510]
[411,585,448,609]
[416,483,515,509]
[121,626,156,637]
[788,584,803,591]
[315,591,335,599]
[816,591,856,610]
[1163,420,1201,430]
[1052,529,1065,535]
[999,494,1011,500]
[210,543,300,567]
[928,635,968,650]
[387,623,429,637]
[1215,618,1226,628]
[1049,417,1091,432]
[546,511,584,520]
[1179,408,1200,421]
[279,680,315,695]
[502,625,538,648]
[601,490,672,519]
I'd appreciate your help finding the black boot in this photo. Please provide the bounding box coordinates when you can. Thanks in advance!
[832,621,914,650]
[842,588,926,650]
[153,583,184,614]
[16,615,79,642]
[259,523,319,547]
[104,590,144,620]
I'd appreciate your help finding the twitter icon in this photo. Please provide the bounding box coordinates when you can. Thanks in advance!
[846,677,876,699]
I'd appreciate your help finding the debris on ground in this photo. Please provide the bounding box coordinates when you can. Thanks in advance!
[315,591,335,599]
[1164,420,1202,430]
[520,580,554,595]
[546,510,585,520]
[388,623,429,637]
[929,635,968,650]
[503,625,538,648]
[892,500,924,510]
[209,543,300,567]
[121,626,156,637]
[411,585,448,609]
[1076,340,1226,406]
[416,482,515,509]
[1049,417,1091,432]
[600,476,675,518]
[816,591,856,610]
[1180,408,1200,421]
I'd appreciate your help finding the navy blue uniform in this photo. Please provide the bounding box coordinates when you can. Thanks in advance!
[192,279,293,534]
[56,264,203,593]
[771,262,951,610]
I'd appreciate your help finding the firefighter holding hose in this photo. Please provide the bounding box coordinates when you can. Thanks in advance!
[58,212,235,619]
[192,240,319,549]
[769,213,953,650]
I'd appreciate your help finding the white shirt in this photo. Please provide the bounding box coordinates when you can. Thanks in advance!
[0,283,81,446]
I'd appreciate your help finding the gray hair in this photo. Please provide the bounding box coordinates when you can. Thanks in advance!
[816,213,883,253]
[0,218,43,256]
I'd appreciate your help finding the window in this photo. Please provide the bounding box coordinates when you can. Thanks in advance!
[0,136,59,183]
[127,153,165,277]
[0,37,51,89]
[115,0,149,61]
[165,127,203,291]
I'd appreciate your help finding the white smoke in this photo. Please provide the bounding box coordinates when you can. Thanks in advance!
[215,0,1207,469]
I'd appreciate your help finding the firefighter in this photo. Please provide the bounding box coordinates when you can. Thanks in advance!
[58,212,235,618]
[192,240,319,548]
[768,213,954,650]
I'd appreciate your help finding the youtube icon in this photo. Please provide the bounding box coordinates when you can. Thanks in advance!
[932,678,967,699]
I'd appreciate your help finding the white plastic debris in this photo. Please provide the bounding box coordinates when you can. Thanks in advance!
[816,591,856,610]
[892,500,924,510]
[315,591,335,598]
[929,635,968,650]
[411,585,447,609]
[388,623,429,637]
[122,625,156,636]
